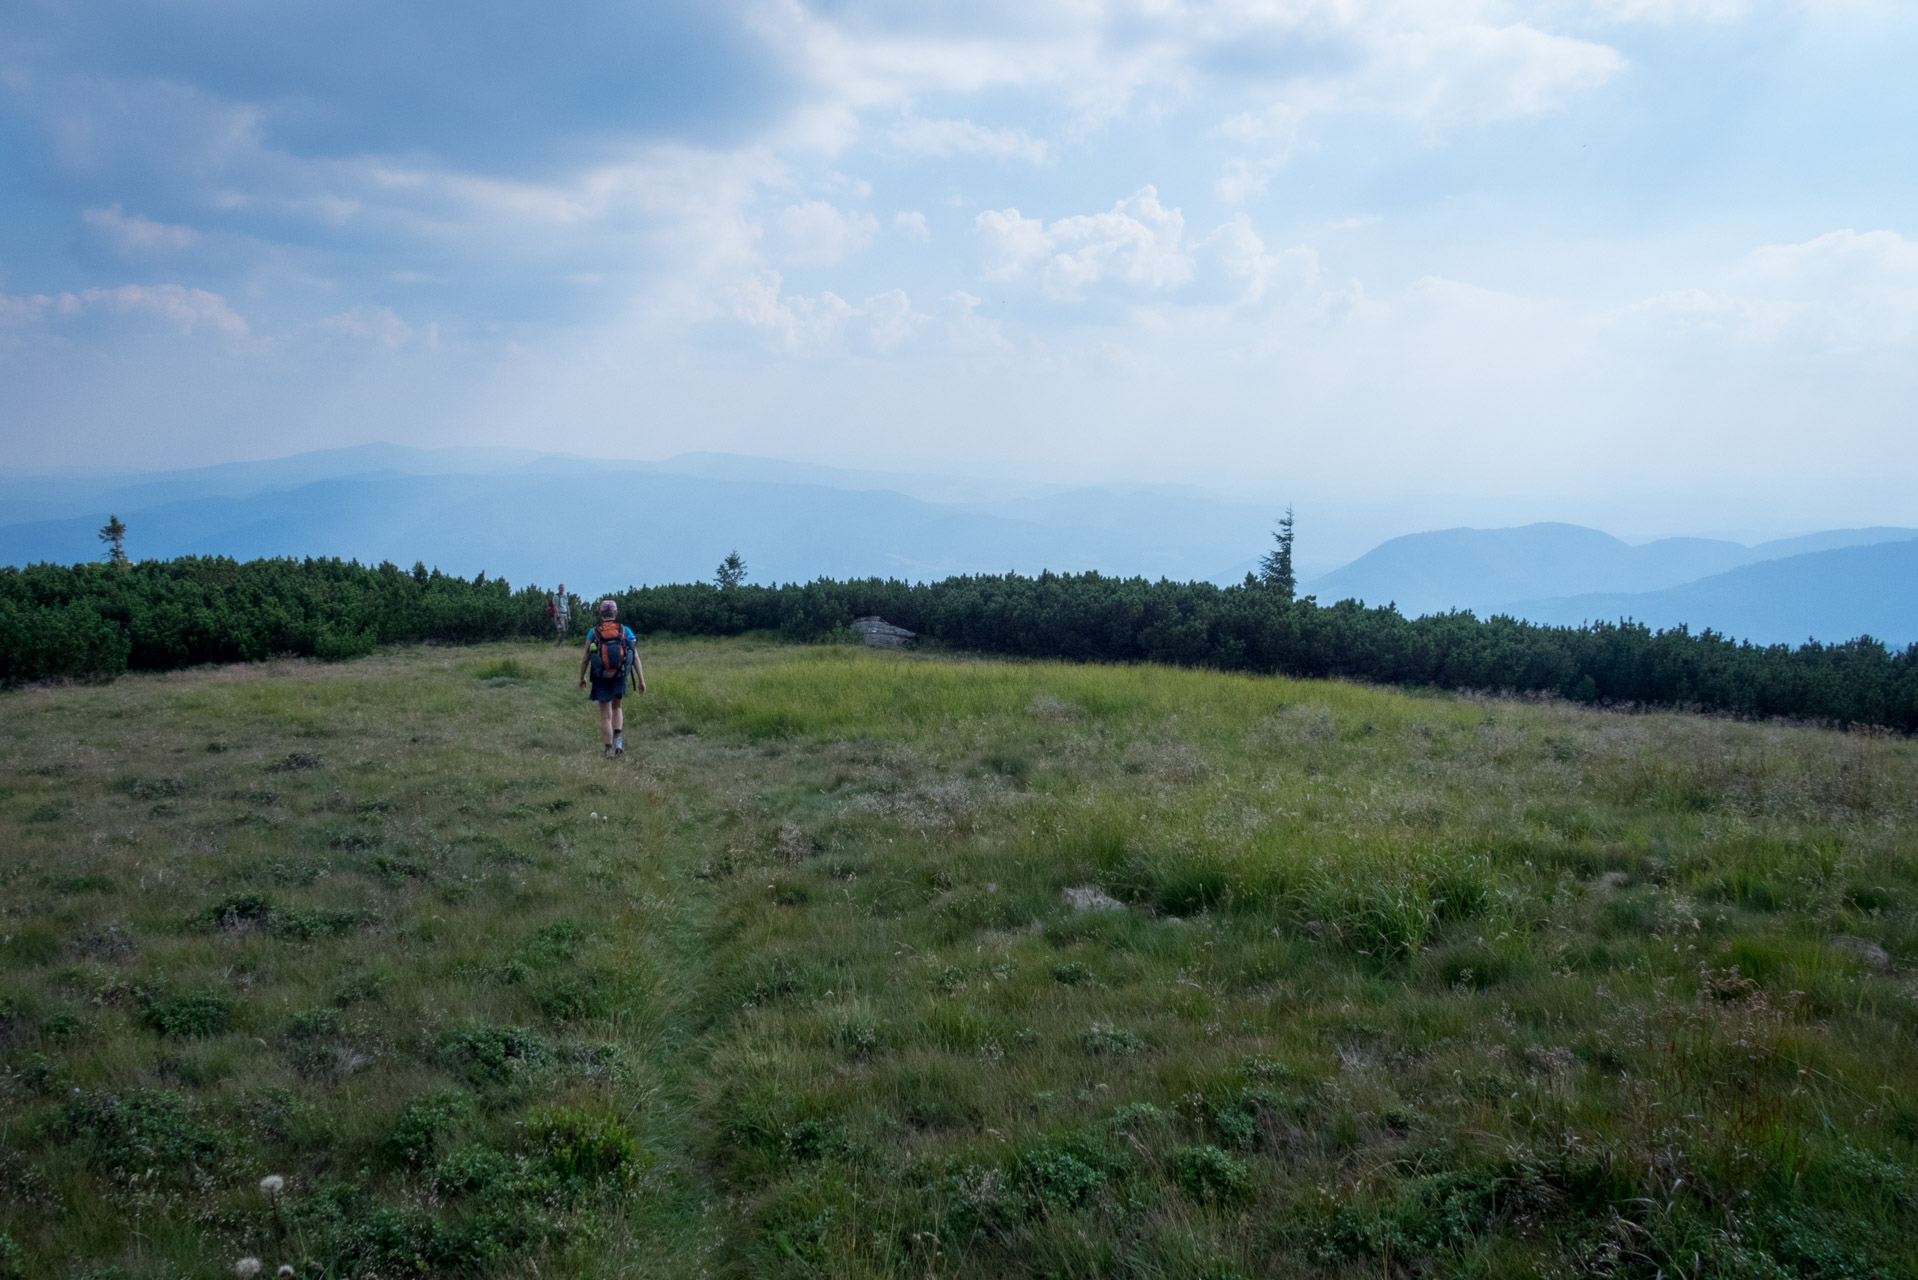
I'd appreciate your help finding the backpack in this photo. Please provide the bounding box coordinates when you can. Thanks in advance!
[590,621,630,681]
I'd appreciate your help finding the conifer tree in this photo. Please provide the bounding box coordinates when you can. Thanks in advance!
[98,515,128,565]
[1257,506,1295,600]
[715,549,747,589]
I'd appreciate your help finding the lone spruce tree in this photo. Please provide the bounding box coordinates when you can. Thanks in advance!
[1257,506,1295,600]
[715,549,747,590]
[98,514,128,565]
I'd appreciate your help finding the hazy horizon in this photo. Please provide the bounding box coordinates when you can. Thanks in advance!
[4,440,1912,556]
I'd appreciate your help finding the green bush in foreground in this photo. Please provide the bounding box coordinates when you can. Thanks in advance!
[2,639,1917,1277]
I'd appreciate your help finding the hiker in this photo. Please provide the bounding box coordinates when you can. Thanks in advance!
[578,600,644,758]
[548,584,570,643]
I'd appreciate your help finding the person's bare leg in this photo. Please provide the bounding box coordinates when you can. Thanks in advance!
[599,700,615,748]
[611,698,624,755]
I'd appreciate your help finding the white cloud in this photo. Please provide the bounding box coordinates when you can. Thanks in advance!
[92,284,248,335]
[726,271,857,350]
[864,289,927,352]
[1212,13,1625,168]
[1217,158,1276,206]
[886,115,1048,163]
[1607,229,1918,350]
[1587,0,1751,23]
[894,210,930,241]
[0,283,247,336]
[1218,103,1314,154]
[773,200,879,267]
[319,304,413,348]
[1194,216,1320,304]
[82,204,200,254]
[976,186,1193,300]
[750,0,1637,160]
[1369,22,1627,127]
[725,273,931,353]
[944,291,1012,353]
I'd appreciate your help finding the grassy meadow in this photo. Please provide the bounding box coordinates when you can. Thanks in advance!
[3,637,1917,1278]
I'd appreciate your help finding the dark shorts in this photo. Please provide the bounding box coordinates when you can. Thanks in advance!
[587,676,625,704]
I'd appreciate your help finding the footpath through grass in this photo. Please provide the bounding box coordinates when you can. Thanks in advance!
[3,639,1918,1278]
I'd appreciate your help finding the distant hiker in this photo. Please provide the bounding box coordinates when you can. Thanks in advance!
[549,584,570,643]
[578,600,644,758]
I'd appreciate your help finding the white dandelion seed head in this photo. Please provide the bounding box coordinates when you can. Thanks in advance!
[259,1174,285,1196]
[236,1259,262,1279]
[278,1267,296,1279]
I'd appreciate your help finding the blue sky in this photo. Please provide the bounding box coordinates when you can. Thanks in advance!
[2,0,1914,535]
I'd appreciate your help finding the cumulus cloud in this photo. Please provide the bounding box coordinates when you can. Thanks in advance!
[886,115,1048,163]
[944,291,1012,354]
[864,289,928,352]
[894,210,930,241]
[773,200,879,267]
[319,304,413,348]
[974,190,1321,307]
[726,271,857,350]
[1194,216,1320,304]
[82,204,200,254]
[726,273,932,353]
[976,186,1194,300]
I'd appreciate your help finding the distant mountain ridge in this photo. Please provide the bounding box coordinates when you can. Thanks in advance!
[1306,522,1918,619]
[1504,540,1918,648]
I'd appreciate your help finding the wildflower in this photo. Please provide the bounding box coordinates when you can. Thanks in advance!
[278,1268,296,1279]
[236,1260,262,1279]
[259,1174,286,1196]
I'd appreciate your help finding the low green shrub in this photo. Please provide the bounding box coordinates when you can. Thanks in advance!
[530,1103,637,1184]
[135,985,232,1038]
[60,1089,229,1183]
[1174,1145,1252,1205]
[1020,1148,1105,1211]
[440,1024,548,1087]
[386,1089,475,1168]
[1080,1023,1144,1056]
[534,970,613,1022]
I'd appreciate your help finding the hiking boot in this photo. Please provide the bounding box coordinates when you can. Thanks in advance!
[603,744,616,759]
[614,745,625,757]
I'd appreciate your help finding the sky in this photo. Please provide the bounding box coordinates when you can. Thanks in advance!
[2,0,1915,538]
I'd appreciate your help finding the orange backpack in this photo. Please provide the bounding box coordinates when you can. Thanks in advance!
[591,621,630,681]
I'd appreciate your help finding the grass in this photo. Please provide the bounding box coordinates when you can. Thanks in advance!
[2,637,1917,1278]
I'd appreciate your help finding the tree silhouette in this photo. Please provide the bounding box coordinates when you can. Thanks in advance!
[715,549,747,590]
[98,515,128,565]
[1257,506,1294,600]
